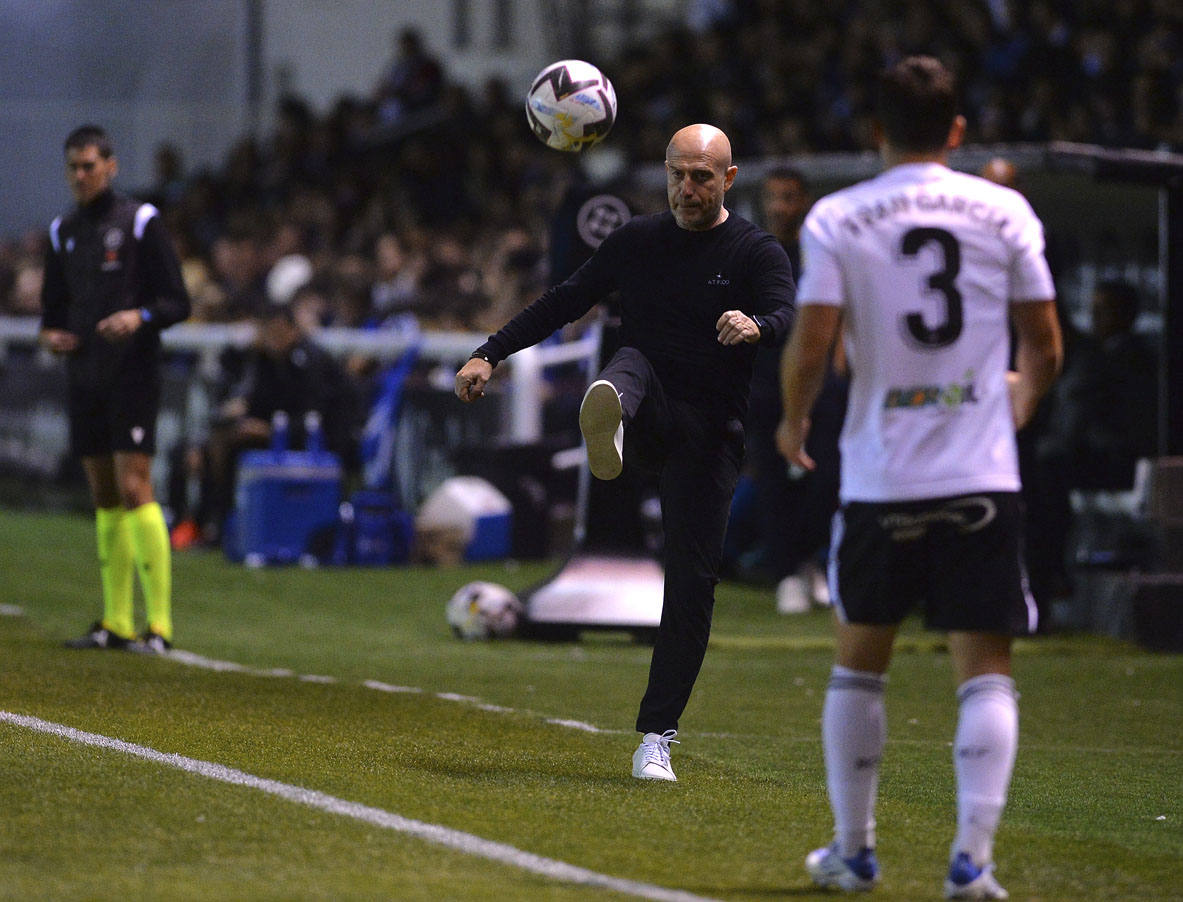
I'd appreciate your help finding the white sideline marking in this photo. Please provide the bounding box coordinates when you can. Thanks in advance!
[437,692,482,703]
[362,680,422,694]
[0,604,24,617]
[546,718,613,733]
[167,649,631,736]
[1,711,718,902]
[168,649,249,673]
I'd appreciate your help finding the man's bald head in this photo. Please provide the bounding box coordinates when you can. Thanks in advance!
[667,124,733,169]
[665,124,738,231]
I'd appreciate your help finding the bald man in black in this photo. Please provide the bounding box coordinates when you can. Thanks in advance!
[457,125,795,780]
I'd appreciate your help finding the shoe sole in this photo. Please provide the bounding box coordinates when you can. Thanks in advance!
[944,878,1009,900]
[579,381,623,480]
[805,849,878,892]
[127,643,172,656]
[63,642,129,650]
[64,635,132,650]
[808,869,878,892]
[632,765,676,781]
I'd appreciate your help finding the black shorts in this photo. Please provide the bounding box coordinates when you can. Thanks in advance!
[829,492,1037,635]
[68,376,161,457]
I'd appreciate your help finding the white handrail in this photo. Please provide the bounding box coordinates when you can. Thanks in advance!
[0,315,601,443]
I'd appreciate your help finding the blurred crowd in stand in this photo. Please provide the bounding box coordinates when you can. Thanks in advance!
[0,3,1174,606]
[633,0,1183,160]
[4,3,1181,320]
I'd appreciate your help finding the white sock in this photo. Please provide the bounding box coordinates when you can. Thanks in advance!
[823,665,887,857]
[953,673,1018,866]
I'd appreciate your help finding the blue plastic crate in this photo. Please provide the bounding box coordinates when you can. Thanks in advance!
[338,490,414,566]
[233,449,342,565]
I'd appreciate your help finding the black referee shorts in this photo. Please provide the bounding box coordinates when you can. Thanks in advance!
[68,375,161,458]
[829,491,1037,635]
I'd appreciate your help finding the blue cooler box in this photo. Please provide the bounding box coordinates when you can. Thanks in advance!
[415,476,514,563]
[335,490,414,566]
[465,512,513,561]
[233,449,342,564]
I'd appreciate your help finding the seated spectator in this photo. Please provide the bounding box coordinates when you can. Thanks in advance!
[415,259,490,332]
[145,141,187,209]
[289,281,333,336]
[0,230,48,316]
[266,253,314,308]
[980,156,1019,190]
[726,167,846,614]
[1040,280,1158,490]
[207,218,269,321]
[474,225,545,334]
[5,255,44,317]
[370,230,420,321]
[373,27,444,127]
[1027,280,1159,605]
[329,252,378,328]
[168,303,361,547]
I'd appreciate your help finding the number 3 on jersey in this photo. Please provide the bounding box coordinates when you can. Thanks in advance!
[900,226,962,348]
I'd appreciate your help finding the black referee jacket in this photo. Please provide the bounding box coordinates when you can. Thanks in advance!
[40,188,190,386]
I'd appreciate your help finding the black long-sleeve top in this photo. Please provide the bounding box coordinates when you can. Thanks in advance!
[477,210,796,421]
[40,188,190,386]
[232,338,359,463]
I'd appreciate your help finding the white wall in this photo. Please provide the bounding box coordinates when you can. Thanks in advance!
[260,0,553,117]
[0,0,662,240]
[0,0,251,238]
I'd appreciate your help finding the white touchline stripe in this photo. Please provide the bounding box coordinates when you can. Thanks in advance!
[166,649,632,736]
[436,692,482,703]
[362,680,422,694]
[167,649,250,672]
[1,711,719,902]
[546,718,613,733]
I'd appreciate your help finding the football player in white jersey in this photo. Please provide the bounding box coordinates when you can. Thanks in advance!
[777,57,1062,899]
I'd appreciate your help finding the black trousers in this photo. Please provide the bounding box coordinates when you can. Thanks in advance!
[599,348,744,734]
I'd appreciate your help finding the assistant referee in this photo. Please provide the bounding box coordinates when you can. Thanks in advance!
[40,124,191,653]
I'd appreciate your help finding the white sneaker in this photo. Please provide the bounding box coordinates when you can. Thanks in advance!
[579,380,623,480]
[632,730,678,781]
[944,852,1009,899]
[805,843,880,891]
[776,574,810,614]
[804,560,831,606]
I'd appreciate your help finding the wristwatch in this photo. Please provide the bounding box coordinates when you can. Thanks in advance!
[469,350,493,365]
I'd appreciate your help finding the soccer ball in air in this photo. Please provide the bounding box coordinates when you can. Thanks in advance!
[525,59,617,152]
[446,581,524,640]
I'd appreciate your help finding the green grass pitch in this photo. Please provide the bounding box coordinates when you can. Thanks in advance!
[0,509,1179,900]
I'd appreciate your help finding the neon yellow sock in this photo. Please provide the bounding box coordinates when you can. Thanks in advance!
[95,506,135,638]
[126,501,173,641]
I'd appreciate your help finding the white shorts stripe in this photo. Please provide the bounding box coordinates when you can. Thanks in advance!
[827,508,847,623]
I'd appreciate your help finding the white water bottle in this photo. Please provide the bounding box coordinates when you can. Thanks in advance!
[304,410,324,453]
[270,410,289,453]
